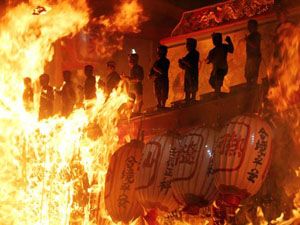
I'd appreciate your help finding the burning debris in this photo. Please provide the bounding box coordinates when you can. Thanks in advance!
[82,0,148,60]
[32,5,47,15]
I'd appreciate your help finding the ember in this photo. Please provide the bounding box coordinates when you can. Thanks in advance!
[32,6,47,15]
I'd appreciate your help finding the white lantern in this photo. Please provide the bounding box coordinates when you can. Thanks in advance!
[136,132,181,213]
[214,115,272,207]
[105,140,144,223]
[172,127,218,211]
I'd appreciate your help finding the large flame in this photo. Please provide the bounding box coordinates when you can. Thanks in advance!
[268,22,300,147]
[259,22,300,225]
[86,0,148,59]
[0,1,134,225]
[8,0,300,225]
[0,0,89,104]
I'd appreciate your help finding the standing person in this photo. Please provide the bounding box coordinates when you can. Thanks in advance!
[206,33,234,93]
[178,38,199,102]
[84,65,96,100]
[56,71,76,117]
[149,45,170,109]
[105,61,120,95]
[245,19,262,86]
[23,77,34,111]
[121,52,144,114]
[39,74,54,120]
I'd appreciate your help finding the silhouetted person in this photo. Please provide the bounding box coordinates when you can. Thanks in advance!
[179,38,199,102]
[23,77,33,111]
[207,33,234,93]
[149,45,170,108]
[84,65,96,100]
[245,19,261,86]
[39,74,54,120]
[121,53,144,114]
[56,71,76,117]
[105,61,120,95]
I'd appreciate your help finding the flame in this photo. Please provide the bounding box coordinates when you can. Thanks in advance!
[269,169,300,225]
[252,22,300,225]
[267,22,300,147]
[156,215,210,225]
[85,0,148,59]
[248,175,300,225]
[6,0,299,225]
[228,21,300,225]
[0,1,130,225]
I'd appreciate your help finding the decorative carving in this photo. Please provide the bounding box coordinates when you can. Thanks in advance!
[172,0,274,37]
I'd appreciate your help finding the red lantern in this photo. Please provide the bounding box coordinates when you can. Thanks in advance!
[213,115,272,207]
[172,127,218,213]
[136,132,181,213]
[104,140,144,223]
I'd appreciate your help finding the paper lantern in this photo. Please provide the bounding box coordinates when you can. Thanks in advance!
[136,132,181,213]
[214,115,272,207]
[172,127,218,211]
[105,140,144,223]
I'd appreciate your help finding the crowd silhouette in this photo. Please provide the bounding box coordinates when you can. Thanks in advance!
[22,18,282,119]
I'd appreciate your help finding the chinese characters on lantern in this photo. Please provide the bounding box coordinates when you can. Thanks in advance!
[177,140,199,165]
[247,128,269,183]
[216,131,246,158]
[160,146,178,192]
[142,148,159,168]
[118,156,138,208]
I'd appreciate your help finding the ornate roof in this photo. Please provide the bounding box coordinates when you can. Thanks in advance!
[171,0,275,37]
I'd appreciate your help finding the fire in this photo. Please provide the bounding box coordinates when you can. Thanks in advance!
[0,0,89,107]
[155,212,211,225]
[267,22,300,147]
[86,0,148,59]
[261,22,300,225]
[111,0,147,33]
[211,20,300,225]
[0,0,134,225]
[7,0,300,225]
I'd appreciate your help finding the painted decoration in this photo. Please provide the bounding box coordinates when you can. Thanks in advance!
[172,127,218,210]
[136,132,181,213]
[105,140,144,223]
[213,115,272,206]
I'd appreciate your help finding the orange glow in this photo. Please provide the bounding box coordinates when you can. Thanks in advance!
[241,21,300,225]
[86,0,148,59]
[268,22,300,147]
[260,22,300,225]
[0,1,130,225]
[3,0,300,225]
